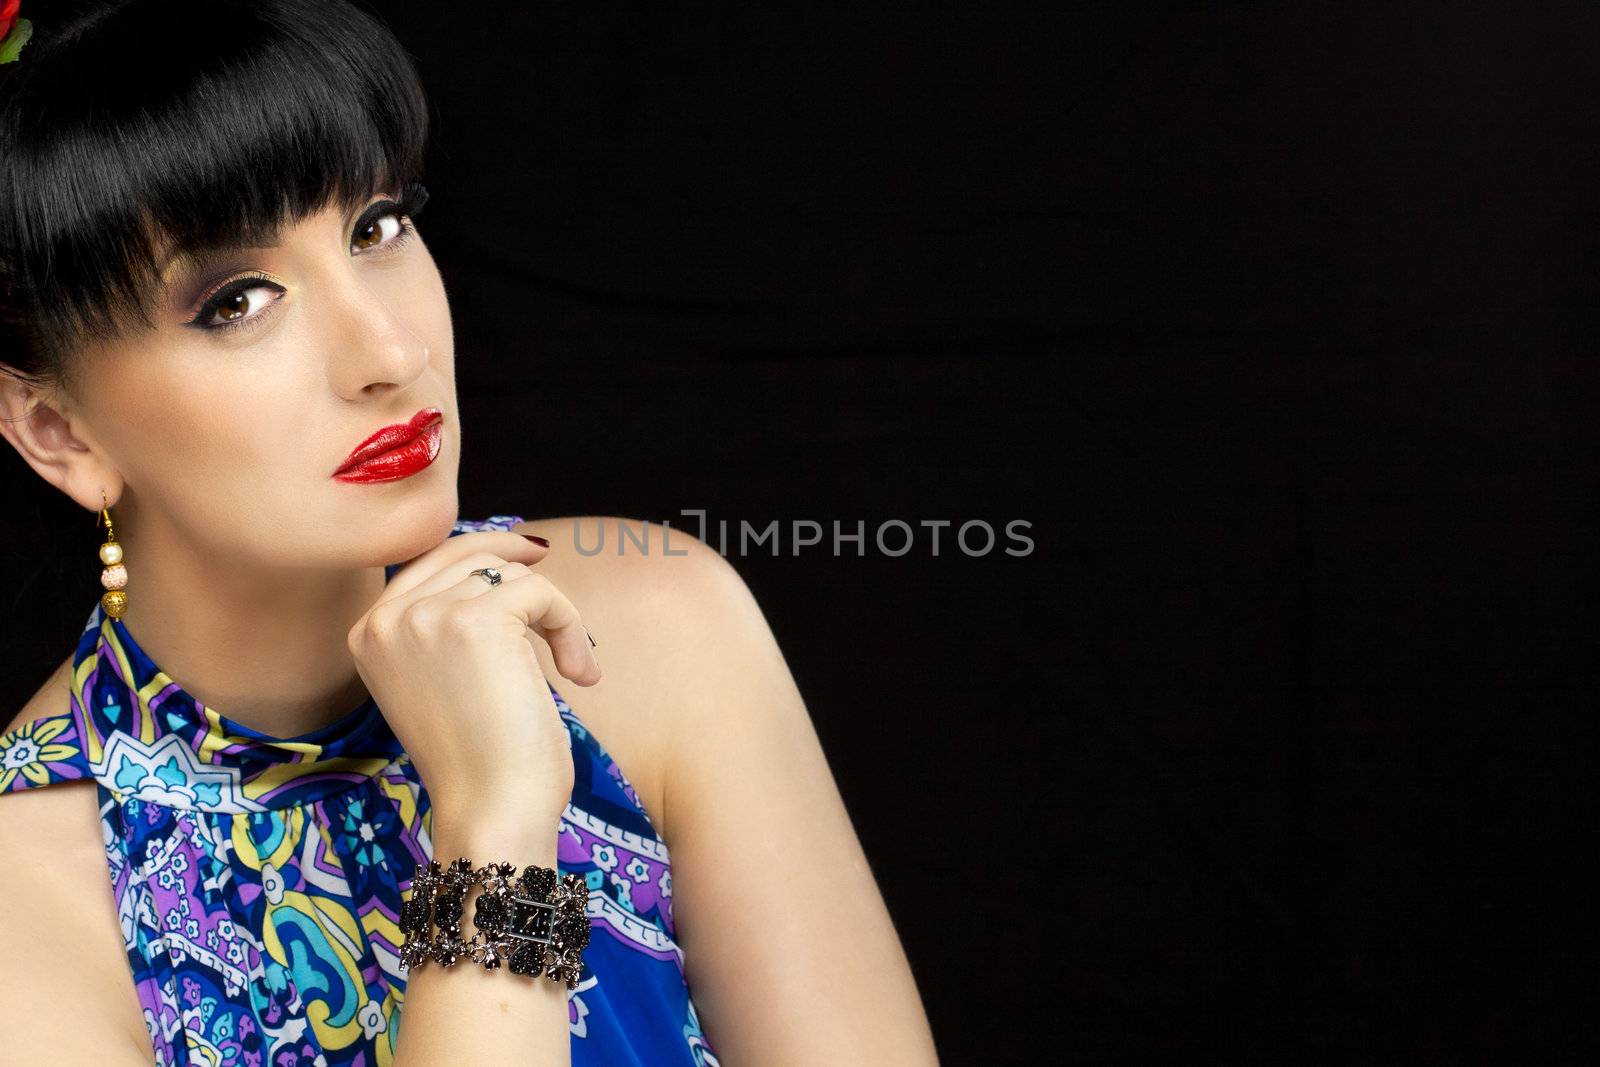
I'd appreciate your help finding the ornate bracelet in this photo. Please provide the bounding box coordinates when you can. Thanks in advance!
[399,856,592,990]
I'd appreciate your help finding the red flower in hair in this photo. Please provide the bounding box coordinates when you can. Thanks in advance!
[0,0,31,66]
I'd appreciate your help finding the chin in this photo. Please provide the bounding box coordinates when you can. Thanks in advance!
[345,479,461,564]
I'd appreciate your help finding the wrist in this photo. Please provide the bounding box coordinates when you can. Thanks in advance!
[430,807,564,868]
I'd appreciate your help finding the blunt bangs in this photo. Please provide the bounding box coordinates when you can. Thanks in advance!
[0,0,429,375]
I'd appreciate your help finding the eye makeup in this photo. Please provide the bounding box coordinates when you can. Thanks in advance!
[176,182,432,335]
[184,272,289,335]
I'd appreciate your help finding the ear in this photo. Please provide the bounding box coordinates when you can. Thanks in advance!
[0,368,123,511]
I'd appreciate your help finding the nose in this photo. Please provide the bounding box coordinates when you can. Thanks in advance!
[323,269,430,401]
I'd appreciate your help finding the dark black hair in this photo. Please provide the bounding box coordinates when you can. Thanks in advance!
[0,0,430,393]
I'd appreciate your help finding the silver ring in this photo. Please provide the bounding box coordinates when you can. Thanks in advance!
[468,566,503,587]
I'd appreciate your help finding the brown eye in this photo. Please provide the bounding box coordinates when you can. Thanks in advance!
[216,291,249,320]
[352,210,404,253]
[211,287,276,324]
[189,279,285,332]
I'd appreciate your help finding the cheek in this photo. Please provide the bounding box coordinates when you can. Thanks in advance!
[95,364,213,455]
[77,367,292,554]
[98,341,314,487]
[411,247,454,369]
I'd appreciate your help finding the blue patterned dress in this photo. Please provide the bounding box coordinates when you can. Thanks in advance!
[0,515,721,1066]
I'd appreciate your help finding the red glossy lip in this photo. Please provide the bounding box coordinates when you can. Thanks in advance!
[333,406,444,477]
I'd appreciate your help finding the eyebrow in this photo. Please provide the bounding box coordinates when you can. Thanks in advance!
[158,236,285,303]
[154,190,403,303]
[160,235,282,274]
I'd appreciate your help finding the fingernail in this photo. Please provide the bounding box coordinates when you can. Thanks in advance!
[584,625,597,648]
[521,534,550,547]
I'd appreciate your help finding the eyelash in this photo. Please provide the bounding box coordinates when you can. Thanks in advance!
[185,183,431,335]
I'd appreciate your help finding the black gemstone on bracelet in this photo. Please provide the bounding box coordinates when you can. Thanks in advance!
[474,891,508,934]
[554,911,590,950]
[519,864,558,900]
[508,941,545,976]
[399,890,429,937]
[434,891,463,929]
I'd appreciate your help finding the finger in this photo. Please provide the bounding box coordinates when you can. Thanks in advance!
[387,554,533,608]
[383,531,549,599]
[458,570,602,687]
[376,564,600,686]
[528,618,602,688]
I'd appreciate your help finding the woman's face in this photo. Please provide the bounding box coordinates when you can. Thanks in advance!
[11,187,462,571]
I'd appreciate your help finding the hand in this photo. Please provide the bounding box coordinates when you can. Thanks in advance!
[345,530,601,825]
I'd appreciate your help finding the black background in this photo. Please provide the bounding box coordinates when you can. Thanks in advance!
[2,6,1595,1060]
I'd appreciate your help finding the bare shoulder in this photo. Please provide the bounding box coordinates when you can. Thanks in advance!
[510,518,938,1063]
[0,663,151,1056]
[508,515,761,841]
[510,515,736,611]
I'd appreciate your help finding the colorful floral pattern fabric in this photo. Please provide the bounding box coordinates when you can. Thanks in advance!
[0,515,720,1066]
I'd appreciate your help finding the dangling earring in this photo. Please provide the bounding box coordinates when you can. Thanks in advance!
[98,490,128,620]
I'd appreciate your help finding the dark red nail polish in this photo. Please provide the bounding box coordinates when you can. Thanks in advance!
[521,534,550,547]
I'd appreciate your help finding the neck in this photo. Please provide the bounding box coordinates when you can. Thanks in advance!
[108,502,387,740]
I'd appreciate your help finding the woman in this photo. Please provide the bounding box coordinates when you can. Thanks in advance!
[0,2,937,1064]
